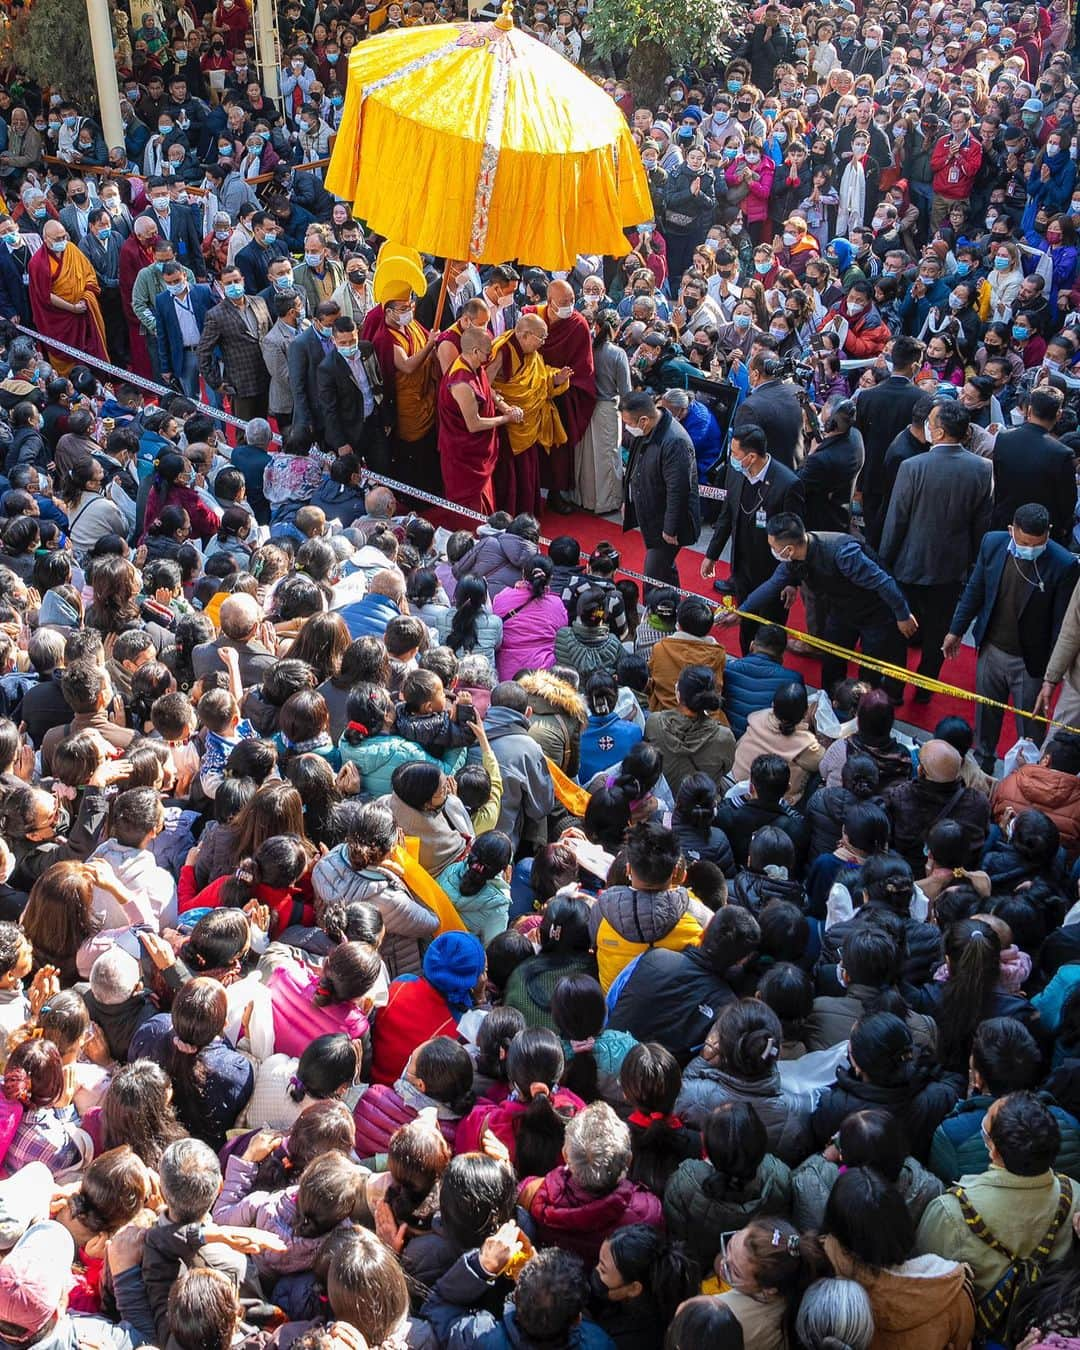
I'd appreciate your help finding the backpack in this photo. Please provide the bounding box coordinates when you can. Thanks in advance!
[948,1173,1073,1337]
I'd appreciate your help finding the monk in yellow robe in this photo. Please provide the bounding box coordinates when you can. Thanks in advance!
[488,313,572,518]
[28,221,109,377]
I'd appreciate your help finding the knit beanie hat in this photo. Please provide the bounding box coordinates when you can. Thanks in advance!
[423,931,486,1012]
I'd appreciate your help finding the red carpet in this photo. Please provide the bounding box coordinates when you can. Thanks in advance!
[428,498,1011,748]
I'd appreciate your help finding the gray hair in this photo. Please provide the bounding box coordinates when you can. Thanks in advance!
[662,388,691,411]
[244,417,273,448]
[88,948,141,1005]
[563,1101,631,1193]
[329,535,355,562]
[27,627,66,675]
[159,1138,223,1222]
[218,592,261,640]
[456,652,495,690]
[795,1278,875,1350]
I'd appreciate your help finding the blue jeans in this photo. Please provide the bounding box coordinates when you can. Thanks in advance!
[177,348,200,400]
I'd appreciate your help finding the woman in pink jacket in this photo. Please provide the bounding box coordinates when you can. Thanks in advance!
[728,138,776,242]
[490,555,567,682]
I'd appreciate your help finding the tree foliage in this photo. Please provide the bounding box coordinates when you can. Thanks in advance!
[14,0,100,110]
[588,0,741,94]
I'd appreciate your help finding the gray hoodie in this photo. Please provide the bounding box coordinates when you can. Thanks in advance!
[482,705,556,850]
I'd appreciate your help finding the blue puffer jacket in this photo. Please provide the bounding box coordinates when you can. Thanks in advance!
[337,593,401,640]
[338,731,448,800]
[721,652,806,739]
[578,712,643,786]
[929,1092,1080,1184]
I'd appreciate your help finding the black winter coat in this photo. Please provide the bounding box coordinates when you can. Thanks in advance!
[608,944,740,1064]
[810,1062,958,1160]
[816,902,944,995]
[714,797,811,871]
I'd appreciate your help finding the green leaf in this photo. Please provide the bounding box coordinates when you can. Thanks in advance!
[14,0,100,112]
[587,0,739,96]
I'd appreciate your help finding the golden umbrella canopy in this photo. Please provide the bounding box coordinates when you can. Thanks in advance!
[324,2,652,270]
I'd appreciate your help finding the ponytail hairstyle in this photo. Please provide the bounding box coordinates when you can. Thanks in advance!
[34,988,90,1056]
[583,786,633,853]
[585,669,620,718]
[216,506,251,545]
[849,1011,916,1088]
[616,740,664,799]
[445,574,490,655]
[311,941,382,1009]
[574,586,608,628]
[605,1226,700,1330]
[292,1150,362,1238]
[3,1037,64,1108]
[218,834,308,911]
[506,1027,572,1177]
[67,1146,149,1237]
[522,553,553,600]
[772,681,809,736]
[168,978,229,1138]
[537,894,591,955]
[287,1033,358,1105]
[711,999,783,1082]
[840,753,880,801]
[551,974,607,1103]
[619,1042,687,1196]
[179,909,251,980]
[736,1217,831,1342]
[675,772,718,839]
[321,899,385,948]
[475,1006,526,1084]
[406,568,440,608]
[457,831,512,898]
[412,1037,476,1117]
[248,1099,357,1193]
[825,1166,916,1272]
[795,1278,875,1350]
[676,665,722,717]
[343,801,399,870]
[384,1116,452,1226]
[151,450,188,496]
[701,1100,768,1199]
[939,917,1002,1069]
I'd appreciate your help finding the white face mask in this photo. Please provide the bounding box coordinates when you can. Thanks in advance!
[553,304,574,320]
[623,422,645,437]
[392,307,414,326]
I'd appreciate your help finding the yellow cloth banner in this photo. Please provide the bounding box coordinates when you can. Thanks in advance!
[545,756,591,818]
[395,840,466,934]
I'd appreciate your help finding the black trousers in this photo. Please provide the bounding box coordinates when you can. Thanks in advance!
[643,539,680,588]
[820,609,907,697]
[903,581,963,684]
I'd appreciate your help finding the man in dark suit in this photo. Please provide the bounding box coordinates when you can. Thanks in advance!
[154,262,215,399]
[854,334,925,546]
[289,299,340,443]
[732,352,804,470]
[196,266,272,421]
[316,315,388,470]
[479,264,521,341]
[138,176,207,280]
[620,389,701,589]
[701,421,804,653]
[945,503,1078,769]
[991,385,1077,545]
[797,396,864,532]
[879,398,993,698]
[234,212,290,296]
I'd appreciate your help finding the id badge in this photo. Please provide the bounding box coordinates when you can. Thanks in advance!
[756,508,767,528]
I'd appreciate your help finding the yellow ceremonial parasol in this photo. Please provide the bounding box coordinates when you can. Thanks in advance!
[324,0,652,270]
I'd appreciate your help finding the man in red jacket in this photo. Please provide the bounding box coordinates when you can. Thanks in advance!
[930,109,983,229]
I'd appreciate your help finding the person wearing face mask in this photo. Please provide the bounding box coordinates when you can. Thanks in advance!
[990,384,1075,545]
[233,211,288,295]
[292,228,345,316]
[639,140,668,219]
[0,107,43,182]
[701,420,803,652]
[366,279,440,491]
[620,390,700,588]
[197,265,272,420]
[879,399,993,698]
[663,146,717,282]
[77,207,128,367]
[0,217,39,326]
[526,279,598,512]
[57,177,95,246]
[747,5,795,93]
[280,46,317,125]
[944,503,1078,771]
[29,221,109,377]
[138,175,207,281]
[285,299,341,449]
[153,260,216,401]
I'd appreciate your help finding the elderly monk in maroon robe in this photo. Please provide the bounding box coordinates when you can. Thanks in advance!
[29,220,109,376]
[436,296,491,376]
[438,327,524,514]
[527,277,598,513]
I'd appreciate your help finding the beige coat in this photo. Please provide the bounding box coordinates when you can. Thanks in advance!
[731,709,824,802]
[1044,571,1080,691]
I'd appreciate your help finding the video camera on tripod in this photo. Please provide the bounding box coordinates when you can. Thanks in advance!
[760,351,826,442]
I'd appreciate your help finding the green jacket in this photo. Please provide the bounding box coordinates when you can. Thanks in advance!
[915,1167,1080,1304]
[132,260,195,335]
[663,1155,792,1266]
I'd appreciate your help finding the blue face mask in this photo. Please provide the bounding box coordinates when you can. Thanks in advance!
[994,255,1010,270]
[98,227,112,241]
[1012,324,1029,340]
[166,280,186,295]
[259,129,272,141]
[263,230,278,244]
[955,261,970,275]
[727,80,742,93]
[338,343,358,358]
[755,260,772,274]
[225,282,246,299]
[33,208,47,220]
[734,313,751,329]
[327,51,339,61]
[331,94,344,106]
[1011,538,1047,561]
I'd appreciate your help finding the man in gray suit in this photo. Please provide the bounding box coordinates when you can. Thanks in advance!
[879,398,993,700]
[260,289,304,431]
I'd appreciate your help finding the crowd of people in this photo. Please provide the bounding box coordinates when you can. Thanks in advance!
[1,0,1080,1348]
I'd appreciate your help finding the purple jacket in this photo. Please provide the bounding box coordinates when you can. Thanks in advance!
[491,583,566,682]
[353,1081,464,1159]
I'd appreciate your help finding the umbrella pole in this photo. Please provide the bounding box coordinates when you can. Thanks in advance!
[432,262,452,333]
